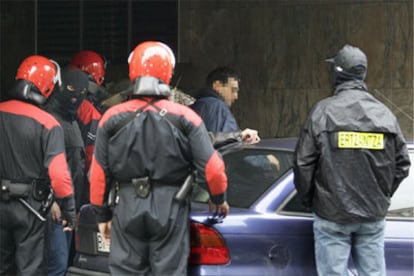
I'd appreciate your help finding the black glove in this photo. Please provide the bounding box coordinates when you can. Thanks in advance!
[60,194,76,228]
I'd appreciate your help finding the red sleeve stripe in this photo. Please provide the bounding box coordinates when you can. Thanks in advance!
[205,151,228,195]
[84,145,94,172]
[89,155,107,206]
[0,100,60,130]
[48,153,73,197]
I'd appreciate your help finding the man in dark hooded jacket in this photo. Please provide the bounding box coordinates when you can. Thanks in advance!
[191,66,260,144]
[293,44,411,276]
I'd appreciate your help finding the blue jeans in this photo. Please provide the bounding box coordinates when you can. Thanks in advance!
[313,214,386,276]
[48,222,73,276]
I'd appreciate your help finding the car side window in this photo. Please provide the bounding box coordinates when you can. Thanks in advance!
[192,148,294,208]
[223,149,293,208]
[279,190,313,215]
[387,150,414,218]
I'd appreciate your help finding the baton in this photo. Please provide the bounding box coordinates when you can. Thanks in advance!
[18,198,46,221]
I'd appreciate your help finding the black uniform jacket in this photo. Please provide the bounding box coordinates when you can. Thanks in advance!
[46,104,86,210]
[90,97,227,213]
[293,81,411,224]
[0,100,73,197]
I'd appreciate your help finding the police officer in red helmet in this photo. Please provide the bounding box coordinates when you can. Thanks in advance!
[89,41,229,275]
[0,55,76,275]
[70,50,108,175]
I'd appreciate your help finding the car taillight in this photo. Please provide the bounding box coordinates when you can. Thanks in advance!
[189,222,230,265]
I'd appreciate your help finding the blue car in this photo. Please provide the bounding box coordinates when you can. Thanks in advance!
[67,138,414,276]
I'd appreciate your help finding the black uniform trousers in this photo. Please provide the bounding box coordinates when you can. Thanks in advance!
[0,198,47,276]
[109,184,190,276]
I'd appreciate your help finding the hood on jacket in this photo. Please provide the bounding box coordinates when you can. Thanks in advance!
[195,87,224,101]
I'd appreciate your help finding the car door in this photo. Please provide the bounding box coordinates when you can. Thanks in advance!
[383,147,414,276]
[191,146,318,276]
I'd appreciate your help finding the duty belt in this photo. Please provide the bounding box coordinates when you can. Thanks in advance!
[118,174,194,202]
[0,179,50,221]
[119,177,182,198]
[0,180,32,200]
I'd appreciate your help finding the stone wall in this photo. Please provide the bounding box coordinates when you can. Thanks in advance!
[176,0,413,140]
[1,0,412,140]
[0,1,35,101]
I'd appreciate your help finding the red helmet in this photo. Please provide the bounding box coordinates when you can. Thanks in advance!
[15,55,60,99]
[128,41,175,85]
[70,50,105,85]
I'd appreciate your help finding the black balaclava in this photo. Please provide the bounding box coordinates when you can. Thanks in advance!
[48,69,89,119]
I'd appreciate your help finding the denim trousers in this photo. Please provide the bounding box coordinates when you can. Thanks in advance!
[313,214,386,276]
[48,222,73,276]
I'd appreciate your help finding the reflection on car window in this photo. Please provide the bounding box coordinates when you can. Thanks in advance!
[224,149,293,208]
[387,150,414,218]
[192,148,294,208]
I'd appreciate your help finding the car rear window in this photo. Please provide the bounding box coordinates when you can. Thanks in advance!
[192,148,293,208]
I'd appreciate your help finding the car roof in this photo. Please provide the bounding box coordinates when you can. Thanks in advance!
[219,137,412,155]
[237,137,411,151]
[218,137,298,154]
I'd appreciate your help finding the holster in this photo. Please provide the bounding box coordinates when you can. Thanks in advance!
[131,177,151,198]
[32,179,54,216]
[174,173,196,202]
[0,180,31,201]
[108,181,120,207]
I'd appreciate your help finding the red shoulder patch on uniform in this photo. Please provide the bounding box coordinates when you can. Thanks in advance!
[49,153,73,197]
[156,99,203,127]
[89,155,107,206]
[0,100,60,130]
[77,100,102,124]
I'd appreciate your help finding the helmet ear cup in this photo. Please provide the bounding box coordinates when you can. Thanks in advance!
[9,80,47,105]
